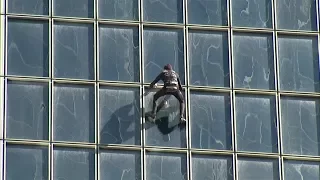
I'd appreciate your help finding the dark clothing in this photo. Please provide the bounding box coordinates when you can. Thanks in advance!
[150,70,185,119]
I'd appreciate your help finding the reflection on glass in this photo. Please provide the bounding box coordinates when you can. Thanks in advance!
[54,22,94,80]
[284,160,320,180]
[99,25,139,82]
[99,86,140,145]
[190,91,232,150]
[189,30,229,87]
[192,154,233,180]
[146,152,187,180]
[233,33,274,90]
[277,0,317,31]
[237,157,279,180]
[187,0,227,25]
[143,0,183,23]
[144,28,184,84]
[6,144,48,180]
[54,0,94,18]
[281,96,320,156]
[7,19,49,77]
[53,147,95,180]
[6,81,49,140]
[232,0,272,28]
[144,89,186,148]
[53,84,95,143]
[8,0,49,15]
[235,94,278,153]
[100,150,141,180]
[278,36,319,92]
[98,0,138,20]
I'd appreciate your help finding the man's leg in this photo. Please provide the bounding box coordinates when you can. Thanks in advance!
[150,88,166,119]
[171,90,186,122]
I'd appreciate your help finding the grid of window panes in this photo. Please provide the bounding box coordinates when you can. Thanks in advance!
[1,0,320,179]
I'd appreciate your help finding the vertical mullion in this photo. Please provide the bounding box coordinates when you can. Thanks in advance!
[316,0,319,32]
[95,83,99,180]
[140,0,145,179]
[0,15,4,76]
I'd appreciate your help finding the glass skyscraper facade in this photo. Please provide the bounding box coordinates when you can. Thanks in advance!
[0,0,320,179]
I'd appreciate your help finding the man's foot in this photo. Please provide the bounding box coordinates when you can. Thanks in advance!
[180,117,186,123]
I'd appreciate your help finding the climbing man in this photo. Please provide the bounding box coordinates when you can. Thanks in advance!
[147,64,186,123]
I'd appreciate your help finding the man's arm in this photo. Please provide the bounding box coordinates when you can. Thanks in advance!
[177,76,183,91]
[150,72,162,88]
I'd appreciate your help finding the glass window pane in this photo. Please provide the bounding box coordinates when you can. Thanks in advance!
[190,91,232,150]
[278,36,319,92]
[276,0,317,31]
[235,94,278,153]
[99,86,140,145]
[53,147,95,180]
[54,22,94,80]
[6,81,49,140]
[8,0,49,15]
[281,96,320,156]
[237,157,279,180]
[7,19,49,77]
[99,25,139,82]
[232,0,272,28]
[54,0,94,18]
[6,144,48,180]
[53,84,95,143]
[192,154,233,180]
[100,149,141,180]
[146,152,187,180]
[143,0,183,23]
[144,88,186,148]
[187,0,227,25]
[233,33,274,90]
[98,0,138,20]
[188,30,229,87]
[144,28,185,84]
[284,160,320,180]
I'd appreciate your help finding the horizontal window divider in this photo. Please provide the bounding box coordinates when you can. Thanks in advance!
[6,76,51,82]
[98,81,140,87]
[142,22,185,28]
[187,25,228,31]
[52,17,95,23]
[5,139,50,146]
[52,79,96,84]
[98,19,140,26]
[145,146,188,153]
[52,141,96,148]
[279,91,320,97]
[188,86,231,93]
[234,88,277,95]
[236,151,280,158]
[231,27,274,33]
[282,154,320,161]
[190,149,234,155]
[98,144,142,151]
[277,30,319,36]
[6,14,50,20]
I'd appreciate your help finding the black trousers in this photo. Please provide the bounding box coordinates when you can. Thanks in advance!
[152,87,185,118]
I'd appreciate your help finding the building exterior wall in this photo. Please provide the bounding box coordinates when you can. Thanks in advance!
[0,0,320,179]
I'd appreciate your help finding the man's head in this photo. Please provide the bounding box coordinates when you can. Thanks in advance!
[164,64,172,70]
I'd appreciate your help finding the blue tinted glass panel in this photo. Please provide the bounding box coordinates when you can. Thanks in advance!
[284,160,320,180]
[54,0,94,18]
[6,81,49,140]
[281,96,320,156]
[98,0,138,20]
[235,94,278,153]
[144,89,186,148]
[277,0,317,31]
[7,19,49,77]
[144,28,185,84]
[99,86,140,145]
[233,33,274,89]
[99,25,139,82]
[187,0,227,25]
[143,0,183,23]
[100,150,141,180]
[190,91,232,150]
[53,84,95,143]
[54,22,94,80]
[232,0,272,28]
[278,36,319,92]
[146,152,187,180]
[237,157,279,180]
[8,0,49,15]
[192,155,233,180]
[53,147,95,180]
[6,144,48,180]
[189,30,229,87]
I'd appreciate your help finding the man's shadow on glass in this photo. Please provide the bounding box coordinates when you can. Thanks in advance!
[100,93,184,145]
